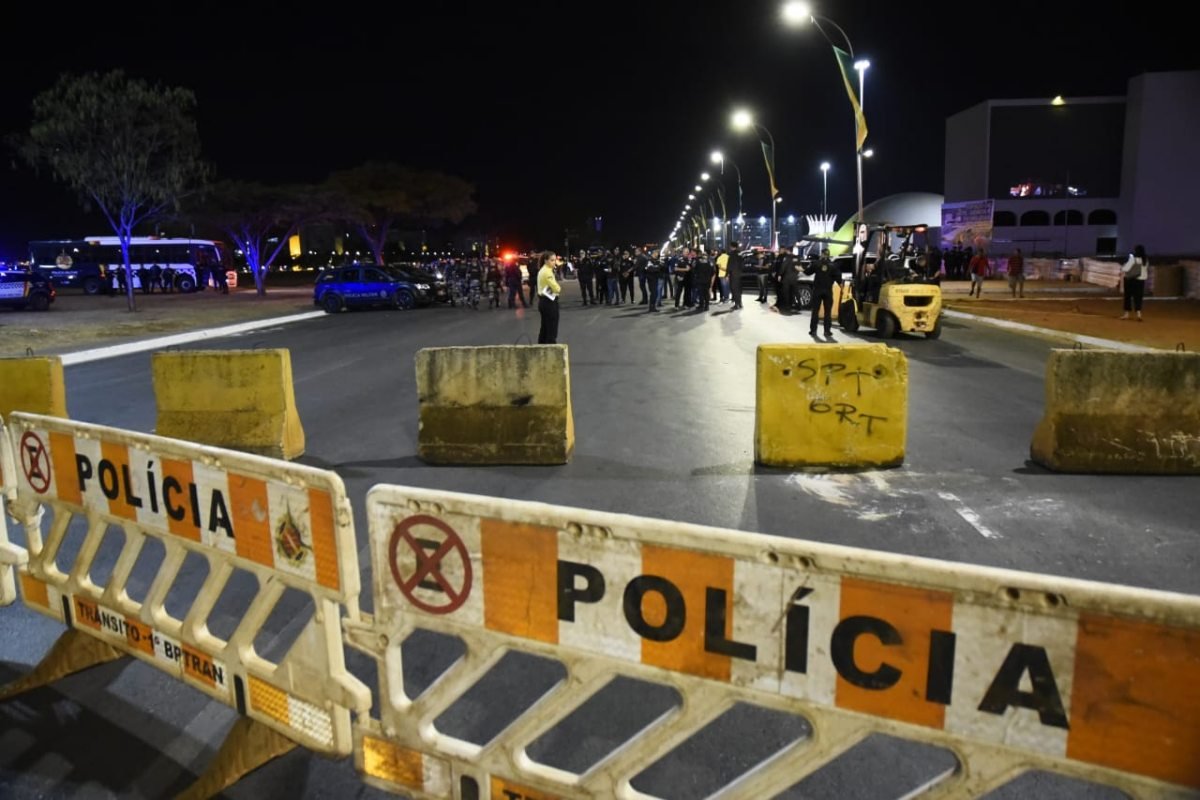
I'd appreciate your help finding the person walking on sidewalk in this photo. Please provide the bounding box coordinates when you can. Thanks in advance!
[1006,248,1025,298]
[1120,244,1149,321]
[968,248,989,298]
[537,252,562,344]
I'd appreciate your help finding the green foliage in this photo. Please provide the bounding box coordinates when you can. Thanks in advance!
[22,70,208,309]
[188,180,328,295]
[327,162,476,264]
[23,69,208,229]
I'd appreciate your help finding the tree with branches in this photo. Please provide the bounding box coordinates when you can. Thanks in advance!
[21,70,208,311]
[327,163,476,265]
[190,181,327,296]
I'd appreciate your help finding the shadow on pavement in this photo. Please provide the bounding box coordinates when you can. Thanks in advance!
[0,660,204,798]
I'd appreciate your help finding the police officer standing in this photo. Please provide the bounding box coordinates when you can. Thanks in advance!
[727,243,744,309]
[804,247,841,337]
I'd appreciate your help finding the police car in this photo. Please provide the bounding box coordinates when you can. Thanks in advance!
[0,269,55,311]
[313,265,432,313]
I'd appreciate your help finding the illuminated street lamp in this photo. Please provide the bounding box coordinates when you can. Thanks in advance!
[711,149,743,223]
[731,108,780,250]
[781,2,869,228]
[820,162,831,216]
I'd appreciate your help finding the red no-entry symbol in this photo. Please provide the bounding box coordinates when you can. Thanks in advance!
[388,514,473,615]
[19,432,51,495]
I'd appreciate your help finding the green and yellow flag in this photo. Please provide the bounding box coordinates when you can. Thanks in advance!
[834,45,868,152]
[759,140,779,200]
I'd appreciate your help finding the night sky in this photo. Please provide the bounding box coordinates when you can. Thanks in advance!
[0,1,1194,259]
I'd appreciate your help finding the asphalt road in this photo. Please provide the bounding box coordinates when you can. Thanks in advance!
[2,281,1196,799]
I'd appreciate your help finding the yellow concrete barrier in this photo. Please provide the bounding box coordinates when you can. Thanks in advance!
[755,343,907,468]
[152,349,305,460]
[416,345,574,464]
[0,357,67,419]
[1031,349,1200,473]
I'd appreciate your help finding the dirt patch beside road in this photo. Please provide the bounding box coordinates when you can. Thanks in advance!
[944,296,1200,351]
[0,287,316,358]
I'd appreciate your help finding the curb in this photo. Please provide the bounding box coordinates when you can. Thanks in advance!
[60,311,327,366]
[941,309,1157,353]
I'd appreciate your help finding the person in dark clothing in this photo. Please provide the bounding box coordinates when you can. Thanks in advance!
[805,248,841,336]
[775,252,799,313]
[692,252,713,310]
[213,263,229,294]
[644,250,662,311]
[632,246,650,305]
[596,252,609,304]
[505,261,526,308]
[674,251,693,308]
[618,251,635,304]
[754,253,770,303]
[726,243,744,309]
[577,253,594,305]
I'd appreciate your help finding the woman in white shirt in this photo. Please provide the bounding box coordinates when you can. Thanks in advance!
[1120,244,1148,321]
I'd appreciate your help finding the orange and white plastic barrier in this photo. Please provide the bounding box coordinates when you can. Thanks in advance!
[0,415,24,606]
[3,412,369,755]
[347,484,1200,798]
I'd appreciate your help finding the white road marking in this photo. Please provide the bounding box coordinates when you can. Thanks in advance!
[59,311,326,365]
[938,491,1002,539]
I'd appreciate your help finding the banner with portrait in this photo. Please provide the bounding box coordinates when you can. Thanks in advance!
[941,200,994,250]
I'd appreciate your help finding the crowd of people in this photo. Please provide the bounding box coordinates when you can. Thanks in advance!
[104,262,228,294]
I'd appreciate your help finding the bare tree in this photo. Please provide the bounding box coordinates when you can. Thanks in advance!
[21,70,208,311]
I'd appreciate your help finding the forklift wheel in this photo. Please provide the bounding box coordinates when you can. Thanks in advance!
[876,312,897,339]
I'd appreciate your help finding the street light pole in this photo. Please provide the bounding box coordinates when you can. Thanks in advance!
[820,162,830,217]
[758,123,779,251]
[781,3,868,227]
[731,110,780,251]
[854,60,868,227]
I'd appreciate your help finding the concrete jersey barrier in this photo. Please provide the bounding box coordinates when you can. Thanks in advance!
[755,343,907,468]
[1031,349,1200,474]
[0,356,68,420]
[416,345,575,465]
[152,349,306,460]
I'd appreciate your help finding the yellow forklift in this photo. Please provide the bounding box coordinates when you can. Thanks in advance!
[836,224,943,339]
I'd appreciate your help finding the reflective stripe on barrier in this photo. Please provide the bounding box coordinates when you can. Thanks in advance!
[5,412,370,755]
[0,414,26,606]
[348,485,1200,798]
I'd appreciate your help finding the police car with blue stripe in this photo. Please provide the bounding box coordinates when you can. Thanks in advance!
[314,265,432,313]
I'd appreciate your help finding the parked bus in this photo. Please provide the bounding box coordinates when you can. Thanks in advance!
[28,237,231,294]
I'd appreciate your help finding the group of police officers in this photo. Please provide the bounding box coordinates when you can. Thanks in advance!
[573,244,843,336]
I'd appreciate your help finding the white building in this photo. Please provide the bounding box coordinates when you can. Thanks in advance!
[944,71,1200,258]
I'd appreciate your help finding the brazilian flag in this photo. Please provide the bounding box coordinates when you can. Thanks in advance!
[834,45,868,152]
